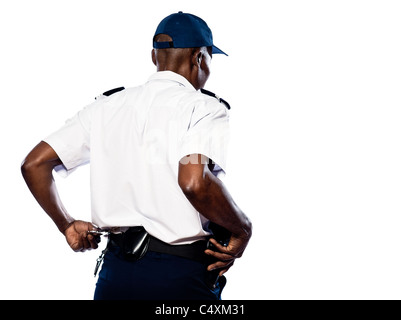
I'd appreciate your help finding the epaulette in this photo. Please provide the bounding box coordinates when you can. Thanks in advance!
[200,88,231,110]
[95,86,125,100]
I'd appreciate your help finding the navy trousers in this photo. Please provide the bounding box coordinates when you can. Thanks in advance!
[94,245,226,300]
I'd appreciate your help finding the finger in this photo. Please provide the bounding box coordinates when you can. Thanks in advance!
[207,258,234,271]
[94,235,101,243]
[219,260,235,276]
[207,259,234,272]
[204,249,233,261]
[208,238,229,253]
[219,266,232,277]
[81,234,92,251]
[87,234,99,249]
[71,242,83,252]
[208,238,244,258]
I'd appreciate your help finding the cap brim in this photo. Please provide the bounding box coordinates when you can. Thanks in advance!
[212,45,228,56]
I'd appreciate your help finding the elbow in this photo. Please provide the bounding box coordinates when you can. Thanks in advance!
[21,141,60,181]
[21,156,37,179]
[178,176,208,199]
[21,153,45,179]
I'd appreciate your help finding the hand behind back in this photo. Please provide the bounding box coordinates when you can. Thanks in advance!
[205,234,250,276]
[64,220,100,252]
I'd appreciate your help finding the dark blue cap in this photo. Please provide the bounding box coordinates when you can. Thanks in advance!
[153,11,228,56]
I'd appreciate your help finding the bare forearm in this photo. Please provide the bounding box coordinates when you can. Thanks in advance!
[183,171,252,239]
[21,146,74,234]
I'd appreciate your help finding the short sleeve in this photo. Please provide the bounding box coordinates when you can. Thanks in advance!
[43,105,92,177]
[179,100,230,173]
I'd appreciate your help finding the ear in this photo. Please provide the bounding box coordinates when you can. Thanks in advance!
[191,48,202,68]
[151,49,157,67]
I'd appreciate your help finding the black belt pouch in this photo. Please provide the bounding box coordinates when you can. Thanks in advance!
[120,227,150,261]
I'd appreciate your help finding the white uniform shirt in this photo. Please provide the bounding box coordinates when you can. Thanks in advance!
[44,71,230,244]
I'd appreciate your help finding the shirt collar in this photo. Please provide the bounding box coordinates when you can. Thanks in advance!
[147,71,196,91]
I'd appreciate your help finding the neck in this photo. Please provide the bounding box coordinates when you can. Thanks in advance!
[152,48,201,90]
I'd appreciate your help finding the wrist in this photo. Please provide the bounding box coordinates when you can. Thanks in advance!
[236,221,252,240]
[60,219,75,235]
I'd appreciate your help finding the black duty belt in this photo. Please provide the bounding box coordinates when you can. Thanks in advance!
[108,227,212,264]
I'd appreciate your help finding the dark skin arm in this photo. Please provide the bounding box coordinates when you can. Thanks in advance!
[178,154,252,276]
[21,141,98,252]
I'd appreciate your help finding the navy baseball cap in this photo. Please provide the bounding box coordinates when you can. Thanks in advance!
[153,11,228,56]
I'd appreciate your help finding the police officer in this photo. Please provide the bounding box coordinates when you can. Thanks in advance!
[21,11,252,300]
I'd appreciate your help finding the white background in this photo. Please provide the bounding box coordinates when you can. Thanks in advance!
[1,0,401,300]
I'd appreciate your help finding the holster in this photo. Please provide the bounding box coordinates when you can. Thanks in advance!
[109,226,150,261]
